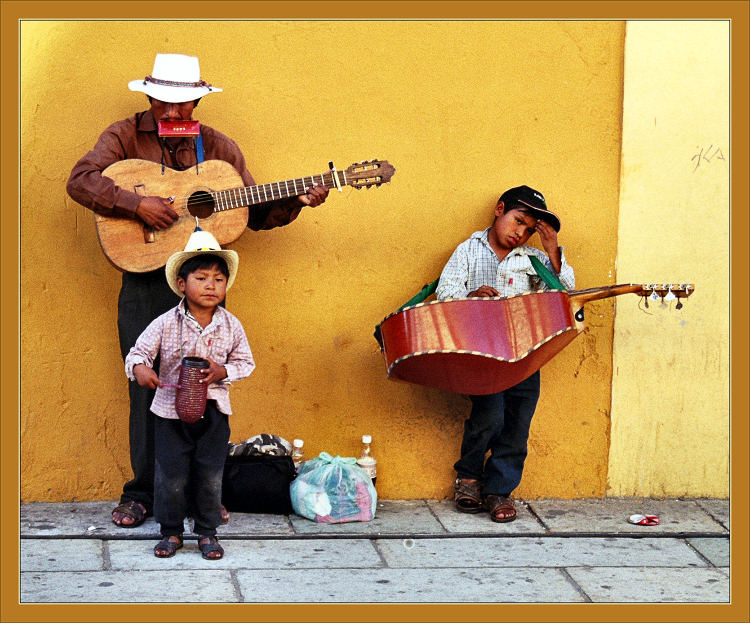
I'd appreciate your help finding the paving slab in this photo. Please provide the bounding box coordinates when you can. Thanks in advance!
[528,498,727,534]
[20,569,237,603]
[107,537,382,570]
[687,537,730,567]
[21,501,160,538]
[376,536,706,568]
[21,540,105,572]
[289,500,444,535]
[216,511,295,536]
[566,567,729,602]
[234,566,584,602]
[427,499,544,533]
[20,502,298,538]
[694,498,730,530]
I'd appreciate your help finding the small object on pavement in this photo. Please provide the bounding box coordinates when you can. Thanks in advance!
[628,513,660,526]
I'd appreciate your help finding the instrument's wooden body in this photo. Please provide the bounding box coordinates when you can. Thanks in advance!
[380,293,580,395]
[378,284,694,395]
[97,160,247,273]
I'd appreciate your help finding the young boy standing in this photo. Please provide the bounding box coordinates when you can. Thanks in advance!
[125,228,254,558]
[436,185,575,522]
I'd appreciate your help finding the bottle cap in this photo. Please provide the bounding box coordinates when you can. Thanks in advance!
[293,439,304,447]
[362,435,372,444]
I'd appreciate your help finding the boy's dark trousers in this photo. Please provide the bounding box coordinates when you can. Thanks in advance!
[454,371,540,497]
[117,270,180,515]
[153,400,230,537]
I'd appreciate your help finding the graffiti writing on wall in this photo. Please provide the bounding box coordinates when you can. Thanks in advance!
[691,145,726,172]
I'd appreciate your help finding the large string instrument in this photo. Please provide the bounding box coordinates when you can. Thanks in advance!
[377,283,694,395]
[95,158,395,272]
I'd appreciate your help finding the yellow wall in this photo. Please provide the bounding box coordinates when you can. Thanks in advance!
[608,21,730,497]
[21,20,627,501]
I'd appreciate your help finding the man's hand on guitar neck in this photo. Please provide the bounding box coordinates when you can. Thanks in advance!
[135,196,179,230]
[298,183,329,208]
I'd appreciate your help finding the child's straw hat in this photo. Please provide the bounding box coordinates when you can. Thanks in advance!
[165,226,238,297]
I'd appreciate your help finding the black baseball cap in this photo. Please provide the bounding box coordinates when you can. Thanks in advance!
[498,185,561,232]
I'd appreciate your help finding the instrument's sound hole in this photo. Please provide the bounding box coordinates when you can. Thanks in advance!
[186,191,215,219]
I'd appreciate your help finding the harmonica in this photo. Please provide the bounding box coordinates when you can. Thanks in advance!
[158,120,200,137]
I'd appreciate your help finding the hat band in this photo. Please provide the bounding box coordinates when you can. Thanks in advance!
[143,75,213,90]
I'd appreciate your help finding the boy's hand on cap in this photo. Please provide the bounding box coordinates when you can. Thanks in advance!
[535,220,558,250]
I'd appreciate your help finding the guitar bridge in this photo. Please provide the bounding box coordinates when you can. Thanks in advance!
[134,183,155,243]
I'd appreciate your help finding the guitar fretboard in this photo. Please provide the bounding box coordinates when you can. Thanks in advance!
[211,171,346,212]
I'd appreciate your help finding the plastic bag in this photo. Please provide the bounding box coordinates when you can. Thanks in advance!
[290,452,377,523]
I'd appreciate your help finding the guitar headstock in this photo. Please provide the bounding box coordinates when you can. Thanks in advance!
[638,284,695,309]
[345,160,396,188]
[636,284,695,298]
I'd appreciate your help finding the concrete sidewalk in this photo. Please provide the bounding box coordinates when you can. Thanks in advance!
[19,497,729,603]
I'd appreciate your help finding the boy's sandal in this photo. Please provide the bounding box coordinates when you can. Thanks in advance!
[483,495,517,523]
[197,535,224,560]
[454,478,483,513]
[154,535,183,558]
[112,500,147,528]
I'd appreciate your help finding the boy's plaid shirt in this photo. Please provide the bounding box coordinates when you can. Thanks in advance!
[436,228,575,300]
[124,299,255,419]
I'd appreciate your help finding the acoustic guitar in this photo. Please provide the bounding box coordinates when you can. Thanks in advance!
[378,283,695,395]
[96,158,395,272]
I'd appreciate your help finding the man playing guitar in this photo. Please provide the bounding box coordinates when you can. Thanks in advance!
[66,53,328,529]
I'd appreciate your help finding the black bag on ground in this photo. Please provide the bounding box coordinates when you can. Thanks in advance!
[221,454,295,514]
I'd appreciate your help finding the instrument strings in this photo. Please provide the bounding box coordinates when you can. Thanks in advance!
[183,172,338,211]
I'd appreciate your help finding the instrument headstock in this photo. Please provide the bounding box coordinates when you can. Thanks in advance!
[638,284,695,309]
[636,284,695,298]
[345,160,396,188]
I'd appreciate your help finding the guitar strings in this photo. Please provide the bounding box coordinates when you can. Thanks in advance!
[183,173,340,210]
[182,165,385,210]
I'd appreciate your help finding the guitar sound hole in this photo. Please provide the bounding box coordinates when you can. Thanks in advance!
[186,191,215,219]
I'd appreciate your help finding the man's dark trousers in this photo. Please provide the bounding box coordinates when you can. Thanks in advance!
[117,270,180,514]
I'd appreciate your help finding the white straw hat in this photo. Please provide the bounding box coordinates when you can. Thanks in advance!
[165,227,238,297]
[128,54,222,103]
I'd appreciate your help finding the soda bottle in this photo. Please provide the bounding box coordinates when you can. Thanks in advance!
[291,439,305,470]
[357,434,377,486]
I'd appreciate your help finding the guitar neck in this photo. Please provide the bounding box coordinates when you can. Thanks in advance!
[569,284,646,306]
[212,171,342,212]
[569,283,694,306]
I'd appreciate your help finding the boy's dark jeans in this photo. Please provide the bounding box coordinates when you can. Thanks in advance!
[153,401,230,537]
[453,371,540,497]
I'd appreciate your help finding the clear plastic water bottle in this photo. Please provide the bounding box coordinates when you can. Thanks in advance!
[357,434,377,486]
[291,439,305,470]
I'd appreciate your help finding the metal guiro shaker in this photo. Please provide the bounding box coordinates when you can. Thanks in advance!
[174,357,210,423]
